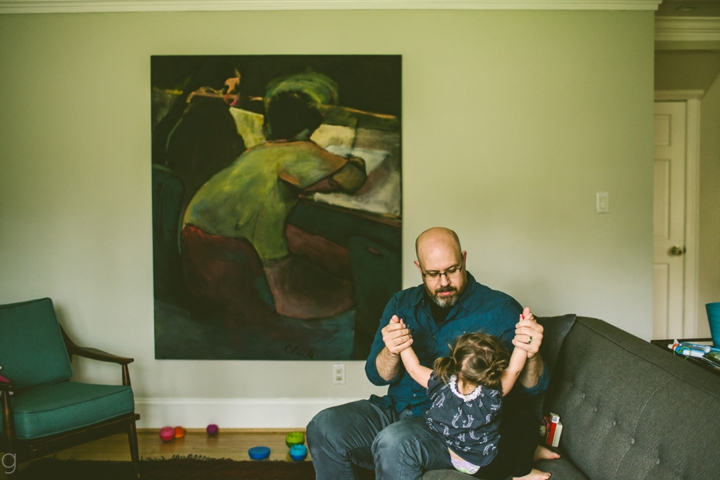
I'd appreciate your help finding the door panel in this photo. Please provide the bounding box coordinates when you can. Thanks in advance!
[653,102,686,339]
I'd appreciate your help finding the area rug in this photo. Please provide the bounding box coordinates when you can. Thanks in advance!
[17,455,317,480]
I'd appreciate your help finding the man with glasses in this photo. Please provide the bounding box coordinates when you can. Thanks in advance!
[307,227,548,480]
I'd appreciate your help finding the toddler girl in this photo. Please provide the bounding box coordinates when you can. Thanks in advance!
[399,310,558,479]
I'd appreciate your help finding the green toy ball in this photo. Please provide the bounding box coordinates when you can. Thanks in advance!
[285,431,305,448]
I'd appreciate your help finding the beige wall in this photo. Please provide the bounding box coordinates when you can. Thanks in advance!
[698,73,720,335]
[654,51,720,91]
[0,10,654,427]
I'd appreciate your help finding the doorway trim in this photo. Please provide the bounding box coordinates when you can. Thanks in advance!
[654,90,702,337]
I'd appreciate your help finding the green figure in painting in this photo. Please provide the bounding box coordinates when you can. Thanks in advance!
[183,87,367,322]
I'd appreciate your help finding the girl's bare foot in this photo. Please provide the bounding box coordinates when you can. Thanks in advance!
[534,445,561,461]
[513,468,552,480]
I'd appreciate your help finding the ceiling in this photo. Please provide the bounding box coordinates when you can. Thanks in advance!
[657,0,720,16]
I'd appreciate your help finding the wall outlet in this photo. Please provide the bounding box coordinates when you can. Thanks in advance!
[333,364,345,384]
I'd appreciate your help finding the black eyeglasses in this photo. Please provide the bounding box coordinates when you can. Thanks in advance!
[420,264,463,281]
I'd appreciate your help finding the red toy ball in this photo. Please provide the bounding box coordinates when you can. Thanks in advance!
[207,424,219,436]
[159,426,174,442]
[174,426,186,439]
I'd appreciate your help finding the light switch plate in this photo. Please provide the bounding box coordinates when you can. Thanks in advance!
[596,192,609,213]
[333,364,345,384]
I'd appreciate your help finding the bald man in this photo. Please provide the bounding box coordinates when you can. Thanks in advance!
[307,228,549,480]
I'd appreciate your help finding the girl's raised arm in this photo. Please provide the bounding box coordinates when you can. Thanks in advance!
[500,341,527,395]
[400,345,432,388]
[397,320,432,388]
[501,309,534,395]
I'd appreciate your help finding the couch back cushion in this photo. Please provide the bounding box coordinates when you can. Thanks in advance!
[537,314,576,372]
[545,317,720,480]
[0,298,73,390]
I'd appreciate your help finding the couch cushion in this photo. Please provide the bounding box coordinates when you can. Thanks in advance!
[535,458,590,480]
[618,374,720,479]
[423,469,473,480]
[536,314,576,372]
[504,314,577,418]
[0,298,73,390]
[422,457,589,480]
[545,317,720,480]
[4,381,135,439]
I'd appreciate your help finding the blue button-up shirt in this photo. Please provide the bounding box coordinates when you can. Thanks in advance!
[365,272,549,417]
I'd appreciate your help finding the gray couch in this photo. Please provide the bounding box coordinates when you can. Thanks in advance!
[424,315,720,480]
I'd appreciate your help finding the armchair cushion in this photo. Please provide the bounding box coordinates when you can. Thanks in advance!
[0,298,72,390]
[2,382,135,440]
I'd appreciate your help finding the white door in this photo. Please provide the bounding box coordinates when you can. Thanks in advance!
[653,101,687,339]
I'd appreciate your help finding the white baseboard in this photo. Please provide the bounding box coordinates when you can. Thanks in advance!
[134,397,362,429]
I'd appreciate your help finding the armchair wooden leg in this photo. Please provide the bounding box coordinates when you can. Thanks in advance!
[127,421,140,479]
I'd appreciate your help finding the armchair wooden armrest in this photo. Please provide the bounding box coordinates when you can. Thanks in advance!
[60,326,135,386]
[60,326,134,365]
[67,345,135,365]
[2,375,16,450]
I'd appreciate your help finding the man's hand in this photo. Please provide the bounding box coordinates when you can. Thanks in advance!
[382,315,413,355]
[376,315,413,381]
[512,307,543,359]
[512,307,545,389]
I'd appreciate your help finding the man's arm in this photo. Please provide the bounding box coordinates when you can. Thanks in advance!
[517,353,545,389]
[512,308,546,389]
[375,315,413,381]
[365,294,415,385]
[375,346,402,382]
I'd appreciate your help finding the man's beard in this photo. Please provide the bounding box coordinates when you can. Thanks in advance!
[430,286,460,308]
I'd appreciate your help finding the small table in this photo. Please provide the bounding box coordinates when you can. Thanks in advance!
[650,338,720,376]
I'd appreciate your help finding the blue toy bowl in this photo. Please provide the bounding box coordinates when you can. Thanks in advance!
[248,446,271,460]
[706,302,720,347]
[289,444,308,461]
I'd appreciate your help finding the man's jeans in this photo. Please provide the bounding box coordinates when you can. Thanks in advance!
[307,399,454,480]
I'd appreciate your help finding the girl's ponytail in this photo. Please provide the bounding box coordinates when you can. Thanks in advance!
[433,356,457,383]
[434,332,509,390]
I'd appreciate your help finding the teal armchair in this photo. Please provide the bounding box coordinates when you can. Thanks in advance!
[0,298,140,478]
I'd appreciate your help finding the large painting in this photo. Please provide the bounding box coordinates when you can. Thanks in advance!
[151,55,402,360]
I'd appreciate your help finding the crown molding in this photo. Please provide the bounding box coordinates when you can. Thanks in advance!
[655,16,720,42]
[0,0,662,15]
[654,90,705,101]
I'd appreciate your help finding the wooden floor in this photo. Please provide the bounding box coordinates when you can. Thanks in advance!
[47,429,311,463]
[2,430,312,479]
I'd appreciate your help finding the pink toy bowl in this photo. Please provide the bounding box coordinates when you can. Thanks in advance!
[159,426,174,442]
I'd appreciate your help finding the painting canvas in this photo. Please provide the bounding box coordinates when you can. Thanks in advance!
[151,55,402,360]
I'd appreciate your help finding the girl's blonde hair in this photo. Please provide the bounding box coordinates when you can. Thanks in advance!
[433,332,509,391]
